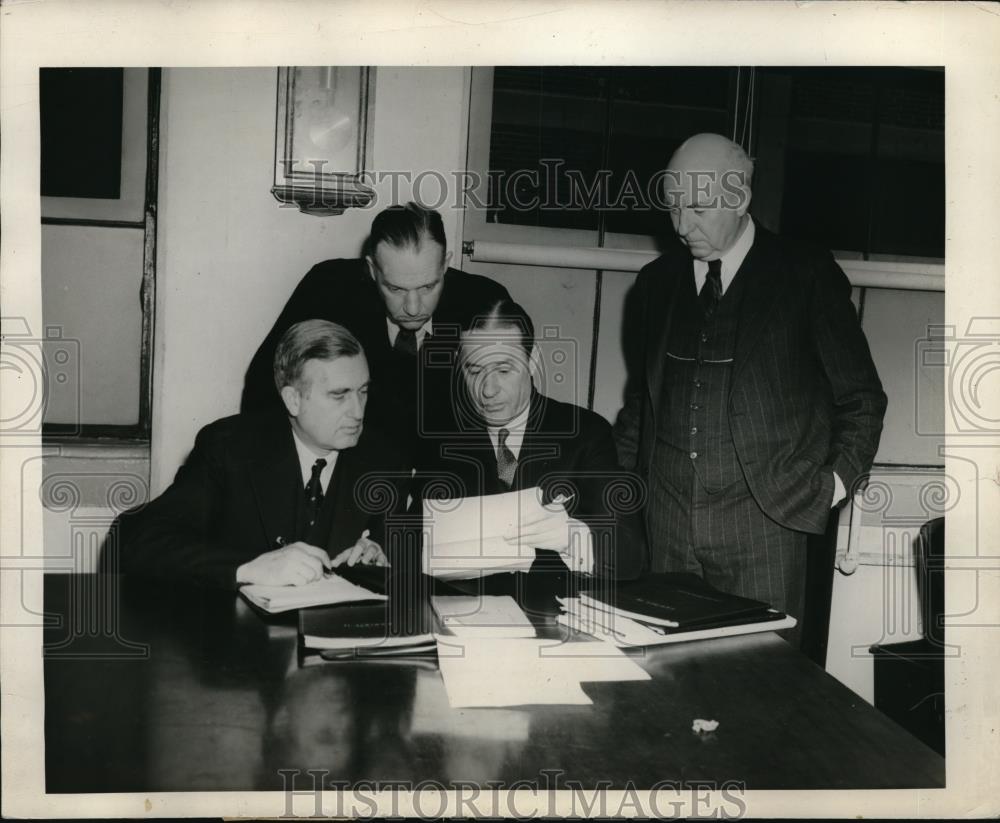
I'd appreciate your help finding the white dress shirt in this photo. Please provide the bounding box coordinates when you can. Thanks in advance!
[291,429,337,494]
[486,402,531,461]
[693,217,755,297]
[386,317,433,350]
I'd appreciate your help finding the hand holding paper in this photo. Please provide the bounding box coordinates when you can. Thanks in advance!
[424,487,593,578]
[503,497,594,573]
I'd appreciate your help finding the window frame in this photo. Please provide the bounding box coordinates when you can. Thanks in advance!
[42,68,161,444]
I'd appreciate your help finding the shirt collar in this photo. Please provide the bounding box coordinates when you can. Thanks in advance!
[486,400,532,461]
[290,427,338,492]
[386,317,433,347]
[693,217,755,295]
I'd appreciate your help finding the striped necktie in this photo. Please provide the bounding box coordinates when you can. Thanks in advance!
[496,428,517,488]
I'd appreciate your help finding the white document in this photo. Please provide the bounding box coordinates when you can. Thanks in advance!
[432,595,536,638]
[422,486,548,579]
[240,574,386,614]
[409,669,532,740]
[435,637,648,708]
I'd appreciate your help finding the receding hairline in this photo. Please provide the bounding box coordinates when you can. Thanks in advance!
[667,133,754,180]
[369,229,446,265]
[460,321,532,359]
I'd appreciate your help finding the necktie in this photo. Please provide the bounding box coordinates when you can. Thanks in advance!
[496,428,517,488]
[304,458,327,527]
[699,258,723,320]
[394,327,418,358]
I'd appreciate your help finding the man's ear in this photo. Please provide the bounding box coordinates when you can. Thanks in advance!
[527,343,544,386]
[442,249,453,270]
[279,385,301,417]
[736,185,753,218]
[365,256,377,281]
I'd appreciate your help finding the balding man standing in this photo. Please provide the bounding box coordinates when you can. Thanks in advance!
[614,133,886,644]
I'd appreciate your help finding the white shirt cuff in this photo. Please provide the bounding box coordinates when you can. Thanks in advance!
[831,470,847,508]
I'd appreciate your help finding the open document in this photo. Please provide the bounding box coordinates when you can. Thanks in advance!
[435,638,650,708]
[422,486,548,579]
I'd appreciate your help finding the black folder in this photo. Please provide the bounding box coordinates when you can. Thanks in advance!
[579,573,781,630]
[298,567,437,658]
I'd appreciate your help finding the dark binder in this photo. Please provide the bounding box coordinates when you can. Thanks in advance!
[580,573,781,630]
[298,568,437,658]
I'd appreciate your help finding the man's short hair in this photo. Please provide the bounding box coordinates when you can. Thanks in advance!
[722,139,754,188]
[464,298,535,356]
[273,319,363,392]
[365,202,447,261]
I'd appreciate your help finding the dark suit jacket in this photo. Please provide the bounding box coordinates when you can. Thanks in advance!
[424,391,647,581]
[119,414,412,589]
[614,223,887,535]
[241,259,510,458]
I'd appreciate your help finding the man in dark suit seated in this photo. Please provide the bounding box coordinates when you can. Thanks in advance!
[241,202,510,462]
[121,320,410,589]
[422,299,646,588]
[614,133,887,643]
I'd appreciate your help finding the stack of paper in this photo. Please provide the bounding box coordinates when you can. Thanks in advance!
[435,637,650,708]
[422,487,548,579]
[432,595,536,639]
[240,574,386,614]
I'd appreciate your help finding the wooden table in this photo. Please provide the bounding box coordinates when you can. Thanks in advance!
[43,574,945,792]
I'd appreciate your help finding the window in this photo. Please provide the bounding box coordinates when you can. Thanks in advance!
[479,66,944,260]
[40,68,161,440]
[765,67,944,259]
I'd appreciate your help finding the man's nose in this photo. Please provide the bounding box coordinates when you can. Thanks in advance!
[348,392,365,419]
[481,373,500,398]
[403,290,421,315]
[675,208,692,236]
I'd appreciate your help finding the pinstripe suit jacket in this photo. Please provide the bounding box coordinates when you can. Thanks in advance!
[613,223,887,535]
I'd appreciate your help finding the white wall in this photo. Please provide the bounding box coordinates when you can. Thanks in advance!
[152,67,471,493]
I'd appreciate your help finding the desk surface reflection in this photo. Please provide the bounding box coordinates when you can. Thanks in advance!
[43,574,944,792]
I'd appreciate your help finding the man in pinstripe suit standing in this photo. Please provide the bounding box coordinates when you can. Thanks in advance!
[614,133,886,645]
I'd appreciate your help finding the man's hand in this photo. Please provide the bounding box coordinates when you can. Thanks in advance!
[331,529,388,568]
[503,502,595,573]
[236,542,330,586]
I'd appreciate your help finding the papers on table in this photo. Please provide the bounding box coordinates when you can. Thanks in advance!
[422,487,547,579]
[409,669,532,740]
[435,637,650,708]
[432,595,536,639]
[240,573,386,614]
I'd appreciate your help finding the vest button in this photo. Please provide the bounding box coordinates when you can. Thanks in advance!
[689,451,698,460]
[690,403,699,410]
[693,379,702,388]
[690,427,698,435]
[700,332,708,342]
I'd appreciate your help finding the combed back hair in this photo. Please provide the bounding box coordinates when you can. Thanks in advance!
[465,298,535,356]
[273,319,363,392]
[365,202,447,262]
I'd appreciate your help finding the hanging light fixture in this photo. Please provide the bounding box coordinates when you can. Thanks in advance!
[271,66,376,216]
